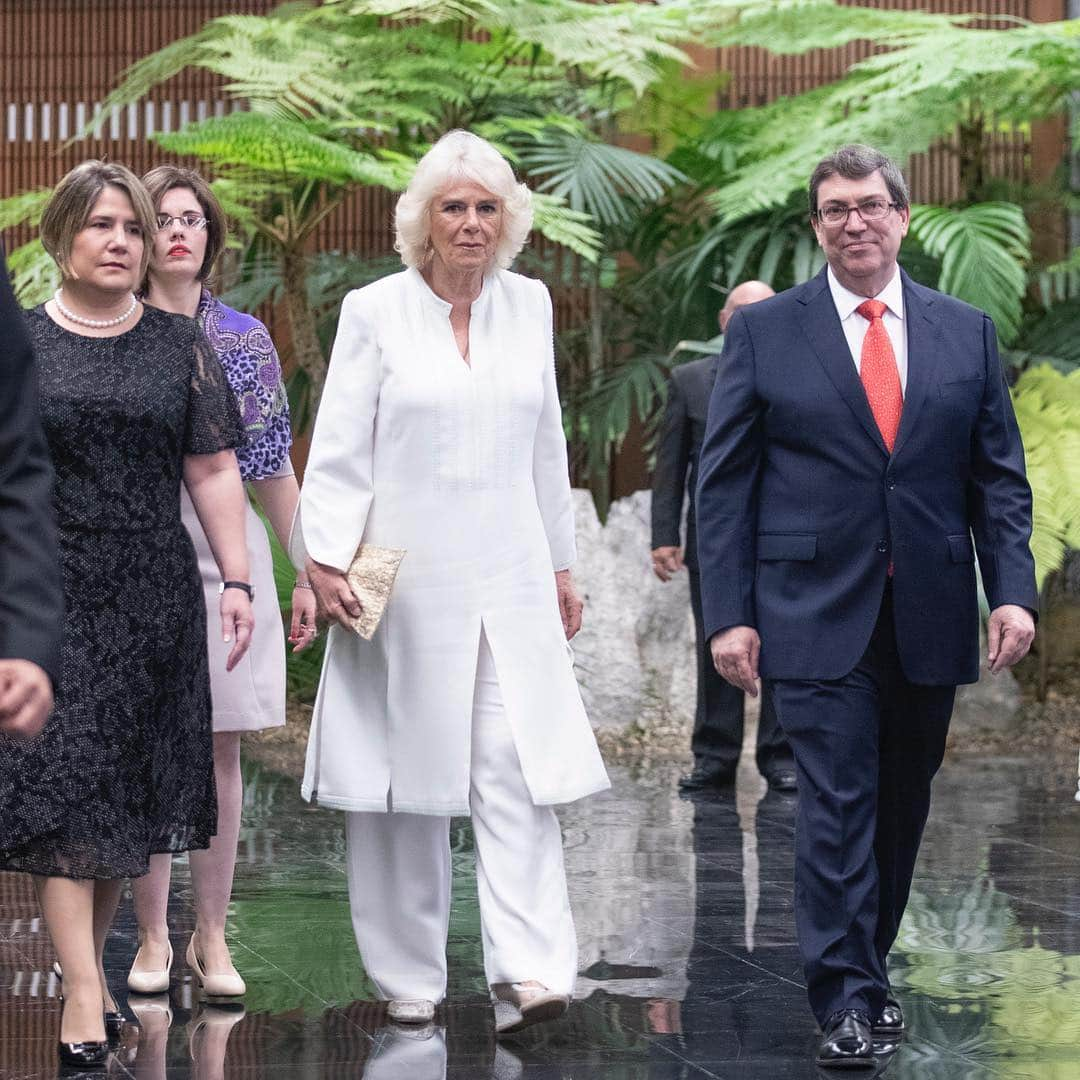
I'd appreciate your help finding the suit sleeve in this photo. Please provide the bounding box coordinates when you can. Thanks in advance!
[532,281,576,571]
[695,310,764,641]
[650,370,691,550]
[289,289,381,572]
[0,257,63,684]
[969,315,1038,613]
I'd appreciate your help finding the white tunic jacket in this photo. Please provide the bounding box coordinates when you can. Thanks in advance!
[291,267,610,815]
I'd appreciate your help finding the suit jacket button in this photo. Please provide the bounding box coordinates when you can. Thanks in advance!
[876,540,888,553]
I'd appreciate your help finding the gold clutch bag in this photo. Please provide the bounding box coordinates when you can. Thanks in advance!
[344,544,406,640]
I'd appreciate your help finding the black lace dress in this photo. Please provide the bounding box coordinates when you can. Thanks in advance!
[0,305,243,879]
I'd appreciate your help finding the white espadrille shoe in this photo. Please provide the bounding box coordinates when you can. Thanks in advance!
[386,998,436,1024]
[490,982,569,1035]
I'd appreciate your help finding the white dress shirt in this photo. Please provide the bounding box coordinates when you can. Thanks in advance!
[827,265,908,395]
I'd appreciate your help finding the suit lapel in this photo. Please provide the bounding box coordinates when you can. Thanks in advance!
[891,270,936,459]
[796,270,889,457]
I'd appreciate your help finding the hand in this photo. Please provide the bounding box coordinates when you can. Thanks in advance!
[307,559,363,630]
[651,546,684,582]
[555,569,584,640]
[288,582,320,653]
[0,659,54,738]
[220,590,254,672]
[710,625,761,697]
[987,604,1035,674]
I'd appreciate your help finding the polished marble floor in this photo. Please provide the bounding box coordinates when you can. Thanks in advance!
[1,749,1079,1079]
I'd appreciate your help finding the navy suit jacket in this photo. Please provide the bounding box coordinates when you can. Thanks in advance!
[695,266,1037,686]
[0,252,63,684]
[650,354,718,572]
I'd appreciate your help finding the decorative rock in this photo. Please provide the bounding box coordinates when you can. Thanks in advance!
[571,489,695,734]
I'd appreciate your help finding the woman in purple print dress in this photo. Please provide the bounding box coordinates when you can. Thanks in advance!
[131,165,318,998]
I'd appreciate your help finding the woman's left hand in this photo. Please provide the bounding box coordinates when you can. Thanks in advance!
[220,591,254,671]
[555,569,584,640]
[288,583,320,653]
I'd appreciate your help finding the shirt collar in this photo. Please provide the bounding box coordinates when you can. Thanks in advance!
[827,264,904,322]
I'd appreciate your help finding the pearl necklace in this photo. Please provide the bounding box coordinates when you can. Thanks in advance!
[54,289,138,329]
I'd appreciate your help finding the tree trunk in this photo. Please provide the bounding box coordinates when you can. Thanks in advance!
[957,111,987,204]
[281,244,326,403]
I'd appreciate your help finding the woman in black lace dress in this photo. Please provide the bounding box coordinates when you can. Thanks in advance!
[0,161,254,1068]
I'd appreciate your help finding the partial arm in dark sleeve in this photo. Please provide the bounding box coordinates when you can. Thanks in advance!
[695,311,765,641]
[0,258,63,683]
[968,315,1038,614]
[650,370,692,550]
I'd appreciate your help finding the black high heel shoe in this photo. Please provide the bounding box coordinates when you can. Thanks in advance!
[53,961,124,1046]
[104,1008,125,1045]
[57,1039,110,1068]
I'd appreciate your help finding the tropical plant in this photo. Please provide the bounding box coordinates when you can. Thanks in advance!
[1009,366,1080,592]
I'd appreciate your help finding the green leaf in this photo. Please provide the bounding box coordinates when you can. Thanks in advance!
[152,113,412,189]
[530,193,603,263]
[908,202,1030,343]
[517,129,685,227]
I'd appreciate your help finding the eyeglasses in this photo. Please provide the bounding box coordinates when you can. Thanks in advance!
[815,199,900,227]
[155,213,208,232]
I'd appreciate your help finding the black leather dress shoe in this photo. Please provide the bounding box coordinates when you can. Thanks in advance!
[816,1009,874,1069]
[57,1039,109,1068]
[872,996,904,1035]
[765,767,798,792]
[678,766,736,793]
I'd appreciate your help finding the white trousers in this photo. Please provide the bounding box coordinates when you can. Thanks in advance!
[345,630,578,1002]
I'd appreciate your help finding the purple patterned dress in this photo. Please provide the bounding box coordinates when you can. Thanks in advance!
[181,290,293,732]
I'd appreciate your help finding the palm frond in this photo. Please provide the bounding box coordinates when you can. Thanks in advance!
[516,129,685,227]
[908,202,1030,343]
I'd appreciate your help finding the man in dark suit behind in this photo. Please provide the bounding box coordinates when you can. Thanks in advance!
[0,250,62,738]
[696,146,1036,1067]
[651,281,795,794]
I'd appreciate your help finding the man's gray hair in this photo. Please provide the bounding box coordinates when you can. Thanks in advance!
[809,145,910,216]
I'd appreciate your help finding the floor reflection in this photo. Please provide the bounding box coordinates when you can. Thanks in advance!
[2,751,1079,1077]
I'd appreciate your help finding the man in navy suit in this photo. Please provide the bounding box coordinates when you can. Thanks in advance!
[650,281,796,794]
[696,145,1036,1067]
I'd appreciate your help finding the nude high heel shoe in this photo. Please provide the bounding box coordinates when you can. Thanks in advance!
[186,933,246,998]
[127,940,173,995]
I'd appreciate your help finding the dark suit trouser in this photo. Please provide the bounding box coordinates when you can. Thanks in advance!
[688,569,791,777]
[769,584,955,1025]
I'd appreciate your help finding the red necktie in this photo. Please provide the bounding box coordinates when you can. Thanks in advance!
[856,299,903,452]
[857,299,902,577]
[859,300,902,451]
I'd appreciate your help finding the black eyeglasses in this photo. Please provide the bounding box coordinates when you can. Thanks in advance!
[815,199,900,227]
[156,213,208,232]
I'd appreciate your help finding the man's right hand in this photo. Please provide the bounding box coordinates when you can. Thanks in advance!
[651,546,684,582]
[0,659,53,738]
[710,625,761,697]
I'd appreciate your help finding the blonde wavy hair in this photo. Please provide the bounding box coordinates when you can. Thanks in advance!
[394,130,533,271]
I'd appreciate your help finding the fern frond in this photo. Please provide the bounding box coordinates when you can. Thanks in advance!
[152,113,412,190]
[530,193,603,263]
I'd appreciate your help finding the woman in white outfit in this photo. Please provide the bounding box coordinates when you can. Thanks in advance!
[293,130,609,1033]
